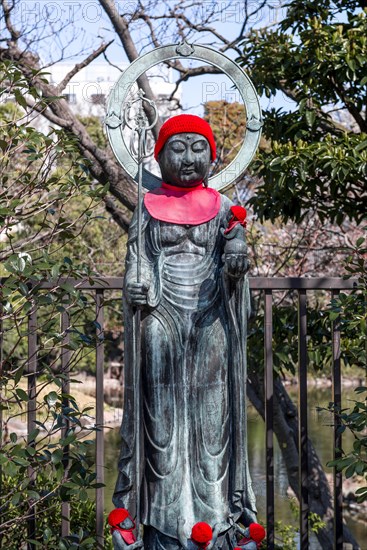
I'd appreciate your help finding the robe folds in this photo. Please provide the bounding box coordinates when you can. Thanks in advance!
[113,193,256,540]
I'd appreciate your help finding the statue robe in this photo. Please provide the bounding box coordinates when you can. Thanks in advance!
[113,193,256,539]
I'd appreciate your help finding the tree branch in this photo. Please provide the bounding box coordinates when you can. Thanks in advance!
[25,98,70,127]
[2,0,20,42]
[99,0,162,139]
[56,40,114,94]
[103,195,132,232]
[1,35,138,214]
[331,76,367,133]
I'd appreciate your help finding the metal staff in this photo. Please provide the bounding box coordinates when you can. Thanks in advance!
[123,90,158,539]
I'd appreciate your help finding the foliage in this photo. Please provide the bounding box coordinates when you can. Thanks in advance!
[0,61,108,547]
[273,520,297,549]
[1,469,113,548]
[327,387,367,501]
[77,116,107,150]
[325,233,367,500]
[247,288,364,380]
[238,0,367,225]
[0,60,126,373]
[260,499,326,549]
[204,101,247,170]
[328,233,367,367]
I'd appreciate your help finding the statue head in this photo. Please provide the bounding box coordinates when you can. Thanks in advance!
[107,508,135,530]
[154,115,216,188]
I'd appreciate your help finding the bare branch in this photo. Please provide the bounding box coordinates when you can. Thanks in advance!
[2,0,20,42]
[166,62,222,102]
[240,0,268,38]
[56,40,114,94]
[102,50,123,73]
[330,75,367,132]
[99,0,162,138]
[1,34,138,213]
[25,98,70,127]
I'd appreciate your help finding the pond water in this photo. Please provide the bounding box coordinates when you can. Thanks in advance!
[101,384,367,549]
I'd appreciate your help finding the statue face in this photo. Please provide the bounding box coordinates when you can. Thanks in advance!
[158,132,211,187]
[119,517,134,529]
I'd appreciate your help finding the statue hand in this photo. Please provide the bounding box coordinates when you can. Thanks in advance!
[126,281,150,306]
[224,253,249,278]
[112,530,128,550]
[223,237,249,278]
[112,531,144,550]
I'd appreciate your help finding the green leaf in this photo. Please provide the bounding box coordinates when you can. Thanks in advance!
[81,538,96,545]
[43,527,53,542]
[0,453,8,465]
[11,492,22,506]
[3,461,18,476]
[27,490,41,500]
[16,388,29,402]
[45,391,59,407]
[60,282,77,295]
[356,237,365,247]
[12,456,30,467]
[51,264,60,279]
[305,110,316,126]
[26,539,43,547]
[355,140,367,152]
[51,449,63,464]
[345,462,356,478]
[61,432,76,446]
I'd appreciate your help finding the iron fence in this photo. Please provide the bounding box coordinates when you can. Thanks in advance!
[0,277,360,549]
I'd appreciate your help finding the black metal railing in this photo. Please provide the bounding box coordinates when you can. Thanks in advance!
[0,277,359,549]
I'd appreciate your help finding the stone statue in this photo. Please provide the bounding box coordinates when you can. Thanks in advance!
[113,114,256,550]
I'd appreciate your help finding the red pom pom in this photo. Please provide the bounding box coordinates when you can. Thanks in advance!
[248,523,266,543]
[230,206,247,222]
[191,522,213,544]
[108,508,129,528]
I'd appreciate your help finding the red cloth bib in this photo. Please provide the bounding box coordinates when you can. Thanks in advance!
[144,182,221,225]
[119,529,136,545]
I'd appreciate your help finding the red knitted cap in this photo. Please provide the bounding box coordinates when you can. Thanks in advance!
[248,523,266,543]
[108,508,129,528]
[191,522,213,544]
[154,114,216,161]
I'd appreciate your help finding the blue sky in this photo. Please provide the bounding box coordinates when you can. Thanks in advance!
[9,1,291,113]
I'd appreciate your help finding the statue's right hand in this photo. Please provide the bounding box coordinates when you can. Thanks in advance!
[126,281,150,306]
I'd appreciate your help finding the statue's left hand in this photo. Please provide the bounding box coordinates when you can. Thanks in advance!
[223,237,249,278]
[224,253,249,278]
[112,531,144,550]
[112,531,128,550]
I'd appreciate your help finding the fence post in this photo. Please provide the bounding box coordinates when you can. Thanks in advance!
[61,307,71,538]
[27,305,37,550]
[96,290,105,548]
[264,289,274,549]
[332,289,343,549]
[0,303,3,549]
[298,290,309,549]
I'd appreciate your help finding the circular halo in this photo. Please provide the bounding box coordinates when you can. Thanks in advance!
[105,43,262,192]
